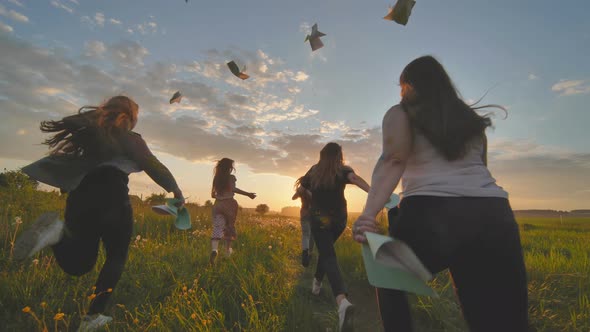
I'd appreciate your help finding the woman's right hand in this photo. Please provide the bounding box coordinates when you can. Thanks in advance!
[173,188,185,208]
[352,214,379,243]
[248,192,257,199]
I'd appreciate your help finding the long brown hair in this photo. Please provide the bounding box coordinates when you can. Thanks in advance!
[309,142,346,190]
[212,158,235,197]
[399,56,505,161]
[41,96,139,158]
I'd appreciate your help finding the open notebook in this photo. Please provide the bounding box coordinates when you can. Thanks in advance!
[362,232,437,297]
[152,198,191,230]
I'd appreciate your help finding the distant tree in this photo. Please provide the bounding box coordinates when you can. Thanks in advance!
[255,204,270,215]
[0,169,39,190]
[145,193,166,205]
[204,200,213,207]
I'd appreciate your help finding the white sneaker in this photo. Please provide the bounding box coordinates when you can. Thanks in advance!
[311,278,322,295]
[13,212,63,261]
[77,314,113,331]
[226,247,233,257]
[338,299,355,332]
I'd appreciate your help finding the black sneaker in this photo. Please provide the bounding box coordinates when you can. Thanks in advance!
[209,251,218,265]
[301,249,310,267]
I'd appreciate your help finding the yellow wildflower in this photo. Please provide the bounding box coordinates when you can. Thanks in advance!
[40,302,47,308]
[133,318,139,324]
[191,313,197,319]
[54,313,65,321]
[88,294,96,300]
[22,306,31,313]
[107,288,113,293]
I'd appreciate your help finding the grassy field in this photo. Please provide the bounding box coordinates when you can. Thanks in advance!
[0,189,589,331]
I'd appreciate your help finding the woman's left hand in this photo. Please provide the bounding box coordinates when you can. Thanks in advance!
[352,214,379,243]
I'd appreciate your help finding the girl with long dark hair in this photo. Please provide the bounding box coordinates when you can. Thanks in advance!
[299,142,370,332]
[353,56,528,331]
[209,158,256,264]
[15,96,185,331]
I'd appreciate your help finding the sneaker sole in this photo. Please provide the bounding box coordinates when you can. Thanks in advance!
[13,212,60,261]
[341,305,355,332]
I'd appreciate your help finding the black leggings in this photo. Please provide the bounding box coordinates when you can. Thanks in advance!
[310,212,348,297]
[377,196,528,332]
[52,166,133,315]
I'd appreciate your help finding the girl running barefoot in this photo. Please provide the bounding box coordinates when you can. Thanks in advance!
[209,158,256,264]
[15,96,185,331]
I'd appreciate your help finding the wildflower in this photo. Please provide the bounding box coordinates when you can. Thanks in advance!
[88,294,96,300]
[187,301,191,305]
[107,288,113,293]
[191,313,197,319]
[182,286,187,292]
[201,319,207,325]
[22,306,31,313]
[268,245,272,250]
[91,286,96,291]
[136,235,141,241]
[15,216,22,224]
[40,302,47,308]
[32,259,39,265]
[54,313,65,321]
[133,318,139,324]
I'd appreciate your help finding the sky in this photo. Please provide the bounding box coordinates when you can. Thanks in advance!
[0,0,589,212]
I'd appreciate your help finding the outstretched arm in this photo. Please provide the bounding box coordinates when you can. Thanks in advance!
[347,172,370,193]
[234,187,256,199]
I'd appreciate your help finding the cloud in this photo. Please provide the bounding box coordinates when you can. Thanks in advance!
[0,4,29,22]
[0,20,13,33]
[528,73,538,80]
[7,0,24,7]
[551,79,590,96]
[84,40,106,58]
[136,21,158,35]
[50,0,74,14]
[109,18,122,25]
[94,12,105,27]
[109,40,149,68]
[2,32,587,209]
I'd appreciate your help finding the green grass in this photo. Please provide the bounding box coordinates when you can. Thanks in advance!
[0,191,589,331]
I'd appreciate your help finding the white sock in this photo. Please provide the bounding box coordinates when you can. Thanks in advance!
[339,298,352,308]
[211,240,219,252]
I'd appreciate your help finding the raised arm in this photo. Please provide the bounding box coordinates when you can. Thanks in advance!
[353,105,412,242]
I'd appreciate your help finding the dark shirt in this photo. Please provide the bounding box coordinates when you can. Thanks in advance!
[22,131,179,192]
[300,165,354,216]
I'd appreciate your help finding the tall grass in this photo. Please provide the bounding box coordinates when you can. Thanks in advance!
[1,191,589,331]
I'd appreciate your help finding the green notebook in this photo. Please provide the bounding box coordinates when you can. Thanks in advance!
[151,198,191,230]
[362,232,437,297]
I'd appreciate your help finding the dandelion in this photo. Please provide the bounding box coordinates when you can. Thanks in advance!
[92,286,96,291]
[133,318,139,324]
[107,288,113,293]
[22,306,31,313]
[201,319,207,325]
[187,301,191,305]
[182,286,187,292]
[53,312,65,321]
[40,302,47,308]
[88,294,96,300]
[191,313,197,319]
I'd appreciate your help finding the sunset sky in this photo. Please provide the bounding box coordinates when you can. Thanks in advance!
[1,0,589,212]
